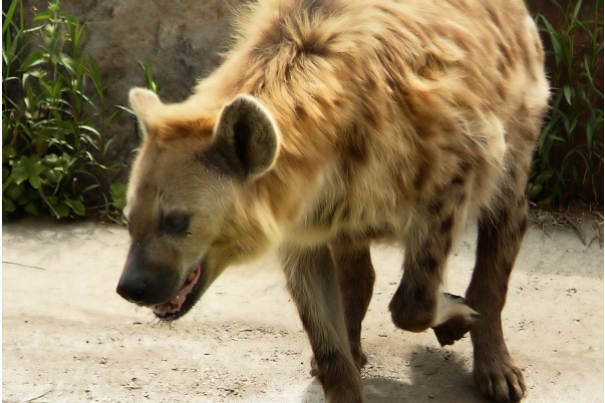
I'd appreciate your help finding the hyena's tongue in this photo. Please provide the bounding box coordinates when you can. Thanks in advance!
[152,266,202,316]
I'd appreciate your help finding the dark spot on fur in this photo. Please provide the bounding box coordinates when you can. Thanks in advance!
[497,42,513,64]
[418,252,439,272]
[440,215,454,234]
[496,82,506,100]
[386,78,396,92]
[366,76,377,92]
[341,204,352,221]
[413,159,430,191]
[451,175,465,186]
[294,104,308,119]
[497,59,508,76]
[486,6,503,30]
[298,31,329,56]
[519,102,529,116]
[499,209,509,225]
[459,160,472,174]
[428,200,443,215]
[311,199,340,228]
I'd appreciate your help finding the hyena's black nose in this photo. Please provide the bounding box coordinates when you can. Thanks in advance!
[116,276,148,303]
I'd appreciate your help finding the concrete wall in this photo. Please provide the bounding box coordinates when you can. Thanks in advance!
[17,0,240,183]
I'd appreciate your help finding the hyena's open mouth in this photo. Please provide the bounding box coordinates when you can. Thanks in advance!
[151,264,205,320]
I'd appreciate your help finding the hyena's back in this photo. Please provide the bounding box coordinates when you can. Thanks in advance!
[194,0,550,238]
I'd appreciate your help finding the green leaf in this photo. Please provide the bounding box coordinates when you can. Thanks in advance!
[2,0,18,35]
[24,201,40,215]
[562,85,573,105]
[79,125,100,137]
[32,11,52,22]
[586,120,594,154]
[65,197,86,216]
[571,0,583,22]
[2,166,10,183]
[21,50,48,70]
[110,183,127,210]
[3,196,16,213]
[11,164,29,185]
[29,174,44,189]
[10,155,44,185]
[2,170,14,192]
[6,182,24,201]
[528,183,543,199]
[43,153,59,166]
[54,201,70,218]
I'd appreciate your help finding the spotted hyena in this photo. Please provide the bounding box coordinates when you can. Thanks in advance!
[116,0,549,401]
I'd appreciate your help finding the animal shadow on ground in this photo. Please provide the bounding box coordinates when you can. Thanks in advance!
[301,344,486,402]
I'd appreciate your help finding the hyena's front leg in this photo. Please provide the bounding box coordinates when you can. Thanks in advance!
[282,244,364,403]
[310,243,375,376]
[466,199,529,403]
[332,243,375,370]
[389,213,477,335]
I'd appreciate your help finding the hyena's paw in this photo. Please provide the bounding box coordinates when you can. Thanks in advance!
[474,354,526,403]
[432,293,478,346]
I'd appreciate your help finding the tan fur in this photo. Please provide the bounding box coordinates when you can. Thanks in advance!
[118,0,549,402]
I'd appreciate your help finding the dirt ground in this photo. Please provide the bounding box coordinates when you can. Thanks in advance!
[2,217,603,402]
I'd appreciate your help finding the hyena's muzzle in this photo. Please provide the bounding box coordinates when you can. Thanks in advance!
[117,240,205,321]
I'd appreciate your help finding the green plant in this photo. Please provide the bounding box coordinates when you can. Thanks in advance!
[2,0,122,219]
[141,60,159,94]
[530,0,604,206]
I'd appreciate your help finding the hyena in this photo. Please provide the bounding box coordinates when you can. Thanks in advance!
[116,0,549,402]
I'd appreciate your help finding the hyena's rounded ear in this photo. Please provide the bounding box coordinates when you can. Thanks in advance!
[129,88,161,138]
[209,94,281,180]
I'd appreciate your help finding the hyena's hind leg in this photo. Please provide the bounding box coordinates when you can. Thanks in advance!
[282,244,364,403]
[466,171,531,402]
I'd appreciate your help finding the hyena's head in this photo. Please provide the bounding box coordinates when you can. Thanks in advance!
[116,88,280,320]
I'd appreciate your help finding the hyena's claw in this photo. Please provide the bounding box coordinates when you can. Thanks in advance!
[432,293,478,346]
[474,354,526,402]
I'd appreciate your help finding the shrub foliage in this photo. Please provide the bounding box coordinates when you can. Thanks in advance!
[2,0,123,220]
[530,0,604,206]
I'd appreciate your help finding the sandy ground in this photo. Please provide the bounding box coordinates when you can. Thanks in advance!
[2,218,603,403]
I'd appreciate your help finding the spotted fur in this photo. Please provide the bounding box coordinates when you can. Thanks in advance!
[117,0,549,402]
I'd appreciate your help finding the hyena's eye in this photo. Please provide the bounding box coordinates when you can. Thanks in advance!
[161,211,190,235]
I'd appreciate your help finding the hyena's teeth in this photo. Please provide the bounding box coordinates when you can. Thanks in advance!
[187,271,196,284]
